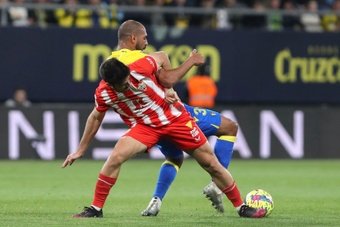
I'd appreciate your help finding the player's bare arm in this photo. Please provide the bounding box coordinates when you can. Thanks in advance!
[62,108,106,168]
[154,49,205,88]
[148,51,189,103]
[148,51,172,70]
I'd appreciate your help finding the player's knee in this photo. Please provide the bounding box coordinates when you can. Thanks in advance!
[218,116,238,136]
[229,120,238,135]
[108,151,126,168]
[200,159,221,176]
[206,165,222,177]
[166,156,184,168]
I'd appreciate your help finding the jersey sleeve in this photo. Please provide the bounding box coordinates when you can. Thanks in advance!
[94,92,109,112]
[94,87,109,113]
[129,56,157,78]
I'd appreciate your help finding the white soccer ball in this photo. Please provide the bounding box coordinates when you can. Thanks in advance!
[244,189,274,217]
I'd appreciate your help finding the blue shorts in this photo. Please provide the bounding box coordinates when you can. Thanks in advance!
[157,104,221,159]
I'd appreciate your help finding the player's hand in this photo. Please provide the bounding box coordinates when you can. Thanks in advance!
[61,152,83,168]
[189,49,205,66]
[165,88,179,104]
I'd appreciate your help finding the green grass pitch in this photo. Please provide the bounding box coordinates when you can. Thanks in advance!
[0,159,339,227]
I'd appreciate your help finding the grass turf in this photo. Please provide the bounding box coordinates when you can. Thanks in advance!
[0,159,339,227]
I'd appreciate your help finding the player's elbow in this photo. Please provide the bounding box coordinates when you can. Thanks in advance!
[158,71,177,88]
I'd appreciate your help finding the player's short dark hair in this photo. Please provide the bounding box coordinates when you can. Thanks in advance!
[99,58,130,86]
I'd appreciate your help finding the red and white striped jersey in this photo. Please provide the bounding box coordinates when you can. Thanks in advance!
[94,50,185,128]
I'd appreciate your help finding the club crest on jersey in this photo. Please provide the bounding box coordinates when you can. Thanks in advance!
[137,82,147,91]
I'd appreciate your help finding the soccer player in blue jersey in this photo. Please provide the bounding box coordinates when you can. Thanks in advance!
[115,20,238,216]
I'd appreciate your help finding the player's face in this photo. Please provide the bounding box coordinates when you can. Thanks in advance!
[135,28,148,50]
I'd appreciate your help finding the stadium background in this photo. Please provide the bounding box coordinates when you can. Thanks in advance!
[1,2,340,160]
[1,4,340,226]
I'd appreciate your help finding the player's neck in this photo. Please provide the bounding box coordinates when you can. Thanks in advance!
[117,42,136,51]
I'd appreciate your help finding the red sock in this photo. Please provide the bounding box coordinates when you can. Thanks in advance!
[222,182,244,208]
[91,173,117,209]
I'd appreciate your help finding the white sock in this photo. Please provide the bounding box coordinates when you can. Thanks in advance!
[91,205,102,211]
[236,203,245,211]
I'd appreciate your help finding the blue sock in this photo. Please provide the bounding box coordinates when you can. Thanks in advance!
[153,161,179,200]
[214,136,236,168]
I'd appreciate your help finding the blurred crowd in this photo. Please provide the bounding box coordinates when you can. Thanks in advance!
[1,0,340,31]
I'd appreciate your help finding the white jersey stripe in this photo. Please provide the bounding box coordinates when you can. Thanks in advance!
[135,73,182,120]
[101,90,113,106]
[170,103,182,117]
[131,71,165,99]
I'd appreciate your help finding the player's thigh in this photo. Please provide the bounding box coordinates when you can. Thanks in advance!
[216,116,238,136]
[110,136,148,163]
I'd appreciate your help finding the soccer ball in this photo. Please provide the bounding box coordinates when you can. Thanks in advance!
[244,189,274,217]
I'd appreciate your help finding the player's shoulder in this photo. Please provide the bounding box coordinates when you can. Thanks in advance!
[109,49,147,65]
[148,51,167,58]
[95,80,113,96]
[129,55,158,76]
[96,80,109,90]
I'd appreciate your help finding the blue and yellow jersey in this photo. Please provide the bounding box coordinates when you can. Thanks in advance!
[108,49,147,65]
[184,104,221,137]
[108,49,158,79]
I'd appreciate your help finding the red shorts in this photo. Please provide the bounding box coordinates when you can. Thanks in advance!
[124,112,207,151]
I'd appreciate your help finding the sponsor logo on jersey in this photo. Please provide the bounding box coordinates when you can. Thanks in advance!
[190,126,201,142]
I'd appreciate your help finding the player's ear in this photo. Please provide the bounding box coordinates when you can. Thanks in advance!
[130,34,137,43]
